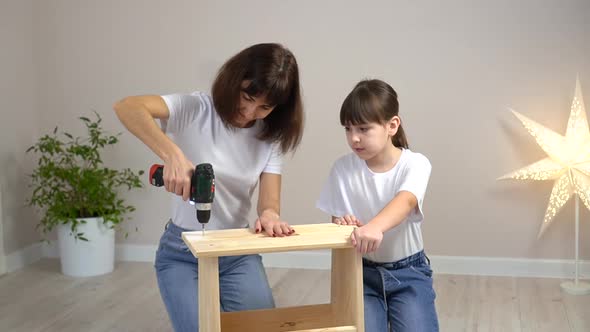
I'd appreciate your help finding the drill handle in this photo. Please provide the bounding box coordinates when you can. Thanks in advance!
[149,164,165,187]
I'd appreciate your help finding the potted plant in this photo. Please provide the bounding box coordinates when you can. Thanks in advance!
[26,112,144,277]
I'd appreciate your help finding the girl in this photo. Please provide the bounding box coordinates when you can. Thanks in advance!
[114,43,303,331]
[316,79,439,331]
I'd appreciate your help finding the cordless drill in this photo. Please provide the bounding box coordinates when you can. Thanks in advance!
[149,163,215,235]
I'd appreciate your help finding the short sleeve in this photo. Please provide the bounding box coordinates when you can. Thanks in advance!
[397,154,432,215]
[160,93,206,134]
[316,163,348,218]
[262,142,282,174]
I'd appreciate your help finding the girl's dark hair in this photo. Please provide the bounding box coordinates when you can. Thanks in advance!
[212,43,303,153]
[340,79,408,149]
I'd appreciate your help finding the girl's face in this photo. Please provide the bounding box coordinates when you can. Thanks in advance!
[234,81,275,128]
[344,117,399,160]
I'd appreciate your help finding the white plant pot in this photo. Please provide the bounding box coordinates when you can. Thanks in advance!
[57,217,115,277]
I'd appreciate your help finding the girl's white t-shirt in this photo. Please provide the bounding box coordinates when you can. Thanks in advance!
[316,149,432,262]
[159,91,282,230]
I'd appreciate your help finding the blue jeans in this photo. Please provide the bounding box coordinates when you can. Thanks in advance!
[154,221,275,332]
[363,251,439,332]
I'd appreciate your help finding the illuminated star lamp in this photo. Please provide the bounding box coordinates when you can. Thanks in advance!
[499,79,590,295]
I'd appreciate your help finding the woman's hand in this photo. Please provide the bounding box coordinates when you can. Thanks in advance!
[333,214,363,226]
[163,151,195,201]
[351,223,383,254]
[254,210,294,237]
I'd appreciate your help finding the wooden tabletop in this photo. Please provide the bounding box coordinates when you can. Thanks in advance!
[182,223,356,258]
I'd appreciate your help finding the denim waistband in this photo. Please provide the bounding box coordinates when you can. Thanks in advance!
[363,250,429,270]
[164,219,190,236]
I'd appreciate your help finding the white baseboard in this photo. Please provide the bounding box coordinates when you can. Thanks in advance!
[42,242,158,263]
[7,243,590,280]
[0,254,6,275]
[431,256,590,279]
[262,251,590,280]
[429,255,590,279]
[5,242,44,274]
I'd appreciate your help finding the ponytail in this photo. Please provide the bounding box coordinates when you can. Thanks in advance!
[392,123,408,149]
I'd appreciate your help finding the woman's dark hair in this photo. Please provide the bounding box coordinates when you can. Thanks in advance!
[212,43,303,153]
[339,79,408,149]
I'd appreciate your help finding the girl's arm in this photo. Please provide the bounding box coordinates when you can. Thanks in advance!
[255,173,294,237]
[369,191,417,232]
[113,95,194,201]
[352,191,417,254]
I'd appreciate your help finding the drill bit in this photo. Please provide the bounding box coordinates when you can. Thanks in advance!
[195,209,205,236]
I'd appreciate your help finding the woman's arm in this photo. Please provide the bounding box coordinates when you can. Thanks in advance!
[351,191,417,254]
[332,215,362,226]
[255,173,294,237]
[113,95,194,201]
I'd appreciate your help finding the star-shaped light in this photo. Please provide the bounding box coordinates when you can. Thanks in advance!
[499,79,590,237]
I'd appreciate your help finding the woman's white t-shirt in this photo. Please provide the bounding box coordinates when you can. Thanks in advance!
[160,91,282,230]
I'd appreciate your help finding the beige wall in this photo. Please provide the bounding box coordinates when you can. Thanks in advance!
[1,0,41,255]
[3,0,590,260]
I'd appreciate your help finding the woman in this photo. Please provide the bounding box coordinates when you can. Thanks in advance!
[113,43,304,331]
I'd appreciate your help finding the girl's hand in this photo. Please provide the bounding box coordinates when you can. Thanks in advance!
[254,210,295,237]
[351,223,383,254]
[163,152,195,202]
[333,214,363,226]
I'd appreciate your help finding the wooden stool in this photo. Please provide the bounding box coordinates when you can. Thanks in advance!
[182,223,365,332]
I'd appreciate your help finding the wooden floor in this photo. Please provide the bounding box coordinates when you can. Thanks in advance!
[1,259,589,331]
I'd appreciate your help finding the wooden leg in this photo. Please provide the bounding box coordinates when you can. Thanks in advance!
[199,257,220,332]
[331,248,364,332]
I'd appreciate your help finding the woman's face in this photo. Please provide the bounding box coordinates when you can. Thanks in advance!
[234,81,275,128]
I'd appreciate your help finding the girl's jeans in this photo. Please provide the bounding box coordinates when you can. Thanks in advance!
[363,250,439,332]
[154,221,275,332]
